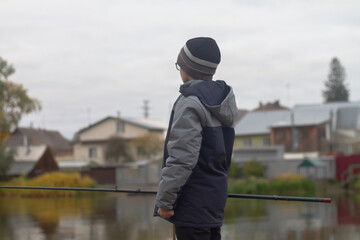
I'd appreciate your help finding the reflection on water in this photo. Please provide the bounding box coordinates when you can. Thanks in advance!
[0,193,360,240]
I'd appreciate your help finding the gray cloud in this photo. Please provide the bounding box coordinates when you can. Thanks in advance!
[1,0,359,138]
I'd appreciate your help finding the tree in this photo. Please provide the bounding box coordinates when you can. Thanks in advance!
[131,133,164,159]
[105,137,133,164]
[243,159,267,178]
[0,56,41,176]
[0,142,14,177]
[322,57,349,102]
[0,57,41,135]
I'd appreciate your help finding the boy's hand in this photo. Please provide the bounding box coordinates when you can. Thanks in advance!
[157,208,174,219]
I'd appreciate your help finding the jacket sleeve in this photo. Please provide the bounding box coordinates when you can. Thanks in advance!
[156,96,205,210]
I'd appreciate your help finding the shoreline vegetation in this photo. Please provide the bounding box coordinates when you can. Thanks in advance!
[0,172,97,197]
[228,173,316,197]
[0,171,358,198]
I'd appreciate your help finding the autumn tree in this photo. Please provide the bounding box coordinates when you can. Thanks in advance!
[105,137,133,164]
[322,57,349,102]
[0,57,41,136]
[131,133,164,159]
[0,56,41,176]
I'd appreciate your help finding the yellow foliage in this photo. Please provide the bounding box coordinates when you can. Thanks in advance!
[0,172,97,197]
[275,173,304,183]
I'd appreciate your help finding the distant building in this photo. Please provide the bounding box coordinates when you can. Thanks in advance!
[270,106,330,153]
[235,101,360,155]
[5,127,73,161]
[234,110,290,148]
[7,145,59,177]
[73,116,167,165]
[235,109,248,124]
[271,102,360,154]
[253,100,289,112]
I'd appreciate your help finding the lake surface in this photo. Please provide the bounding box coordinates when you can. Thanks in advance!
[0,192,359,240]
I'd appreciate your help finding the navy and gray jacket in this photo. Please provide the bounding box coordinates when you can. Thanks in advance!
[155,79,238,228]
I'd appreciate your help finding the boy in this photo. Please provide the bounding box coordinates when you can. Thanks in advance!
[155,37,238,240]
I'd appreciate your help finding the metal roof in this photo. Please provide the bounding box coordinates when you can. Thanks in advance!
[76,116,167,135]
[235,101,360,136]
[121,117,167,131]
[7,162,36,175]
[58,161,89,168]
[271,108,330,128]
[298,158,325,168]
[234,110,290,136]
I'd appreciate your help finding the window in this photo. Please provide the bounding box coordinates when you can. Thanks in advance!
[263,137,270,146]
[117,121,125,133]
[243,138,252,146]
[89,147,97,158]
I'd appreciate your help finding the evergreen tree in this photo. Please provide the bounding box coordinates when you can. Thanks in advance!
[322,57,349,102]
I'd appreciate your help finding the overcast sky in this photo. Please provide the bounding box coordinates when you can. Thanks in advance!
[1,0,359,139]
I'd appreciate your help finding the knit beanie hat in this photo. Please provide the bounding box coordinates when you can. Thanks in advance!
[177,37,221,80]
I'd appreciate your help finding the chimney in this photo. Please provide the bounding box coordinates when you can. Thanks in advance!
[23,135,31,155]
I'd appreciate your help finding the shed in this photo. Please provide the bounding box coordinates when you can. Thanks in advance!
[297,157,326,179]
[8,145,59,177]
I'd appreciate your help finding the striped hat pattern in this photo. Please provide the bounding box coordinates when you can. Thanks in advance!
[177,37,221,80]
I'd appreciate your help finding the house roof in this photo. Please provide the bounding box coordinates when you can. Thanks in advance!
[58,161,90,169]
[298,158,325,168]
[5,127,72,151]
[273,101,360,128]
[13,145,47,162]
[234,110,290,136]
[7,162,36,175]
[271,108,330,128]
[76,116,167,136]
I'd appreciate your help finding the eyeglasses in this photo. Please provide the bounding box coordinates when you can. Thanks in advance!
[175,63,180,71]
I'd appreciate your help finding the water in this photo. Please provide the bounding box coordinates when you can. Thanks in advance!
[0,193,359,240]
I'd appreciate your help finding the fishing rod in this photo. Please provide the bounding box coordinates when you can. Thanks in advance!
[0,186,331,203]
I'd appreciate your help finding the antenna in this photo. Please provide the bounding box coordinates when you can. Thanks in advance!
[87,108,91,126]
[143,100,149,119]
[286,83,291,107]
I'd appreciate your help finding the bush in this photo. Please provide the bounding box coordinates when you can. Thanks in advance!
[271,173,316,194]
[243,160,267,178]
[349,176,360,191]
[228,173,316,196]
[228,162,243,179]
[0,172,97,197]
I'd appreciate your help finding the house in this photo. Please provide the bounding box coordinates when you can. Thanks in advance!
[234,110,290,148]
[73,116,167,165]
[271,102,360,154]
[270,107,330,153]
[5,127,73,161]
[7,145,59,177]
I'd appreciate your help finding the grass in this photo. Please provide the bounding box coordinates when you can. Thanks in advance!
[0,172,97,197]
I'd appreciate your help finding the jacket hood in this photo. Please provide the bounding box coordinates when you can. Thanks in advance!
[180,80,238,127]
